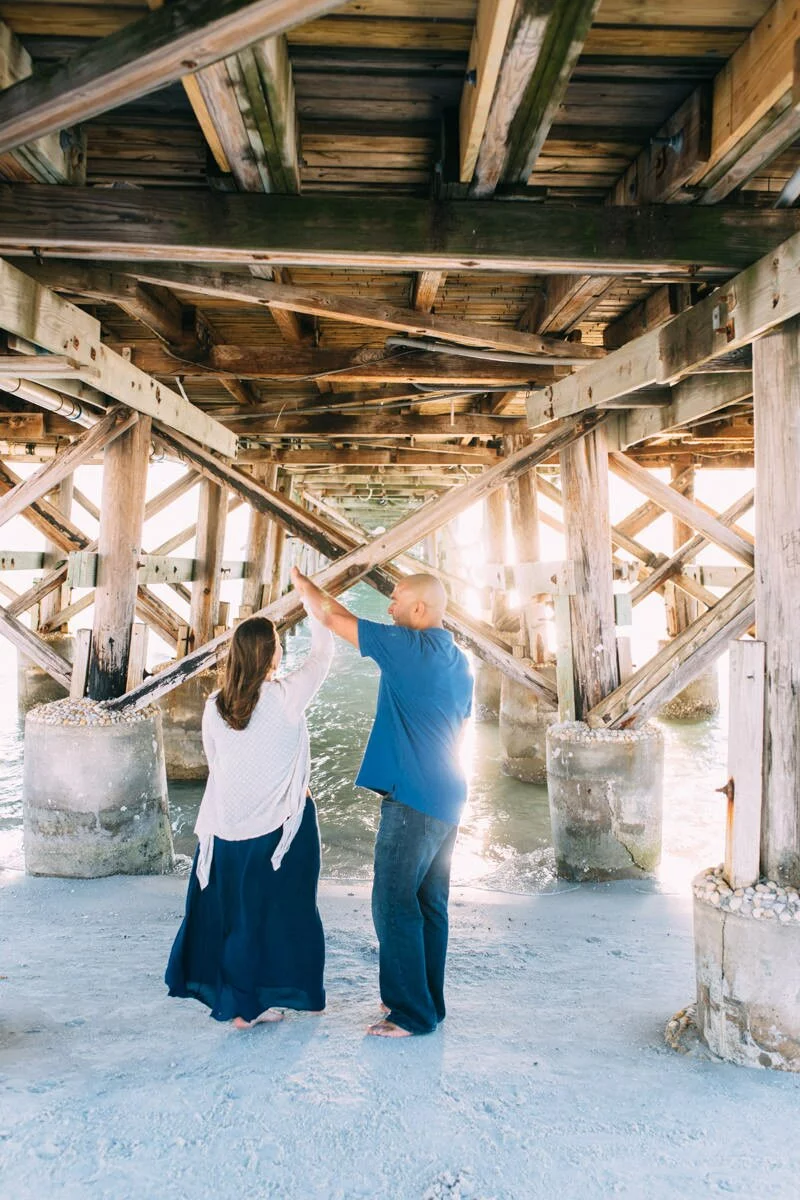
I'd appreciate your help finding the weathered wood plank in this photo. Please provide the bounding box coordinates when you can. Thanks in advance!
[189,479,227,648]
[588,574,756,730]
[621,373,754,449]
[528,227,800,428]
[724,639,766,890]
[0,0,349,155]
[608,453,754,567]
[753,313,800,885]
[0,407,137,531]
[1,189,798,276]
[112,261,604,362]
[86,417,152,701]
[458,0,516,183]
[0,604,72,690]
[561,424,619,717]
[0,259,235,456]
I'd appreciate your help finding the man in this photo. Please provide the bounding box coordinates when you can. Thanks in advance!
[290,566,473,1038]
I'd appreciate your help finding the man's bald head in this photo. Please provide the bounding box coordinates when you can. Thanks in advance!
[388,573,447,629]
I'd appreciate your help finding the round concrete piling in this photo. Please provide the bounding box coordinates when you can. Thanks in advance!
[546,721,664,880]
[499,673,557,783]
[17,634,74,713]
[23,698,173,877]
[473,661,502,722]
[159,668,217,779]
[658,665,720,721]
[693,868,800,1071]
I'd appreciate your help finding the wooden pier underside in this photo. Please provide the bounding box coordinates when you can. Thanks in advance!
[0,0,791,729]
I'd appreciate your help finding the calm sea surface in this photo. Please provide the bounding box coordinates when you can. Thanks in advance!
[0,583,728,893]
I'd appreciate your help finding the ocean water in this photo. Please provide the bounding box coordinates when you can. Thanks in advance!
[0,583,728,894]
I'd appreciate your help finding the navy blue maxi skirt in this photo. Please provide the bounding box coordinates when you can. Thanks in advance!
[165,797,325,1021]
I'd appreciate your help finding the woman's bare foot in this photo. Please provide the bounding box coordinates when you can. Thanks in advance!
[253,1008,284,1024]
[232,1016,254,1031]
[366,1018,412,1038]
[379,1002,389,1014]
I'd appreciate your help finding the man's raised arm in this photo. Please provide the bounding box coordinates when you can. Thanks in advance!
[291,566,359,648]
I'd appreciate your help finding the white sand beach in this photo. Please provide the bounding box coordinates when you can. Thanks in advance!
[2,870,800,1200]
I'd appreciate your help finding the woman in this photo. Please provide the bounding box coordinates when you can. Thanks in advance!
[166,609,334,1029]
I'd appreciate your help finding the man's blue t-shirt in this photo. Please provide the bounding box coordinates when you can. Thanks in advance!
[356,618,474,827]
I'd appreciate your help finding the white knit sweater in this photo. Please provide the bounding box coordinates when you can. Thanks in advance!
[194,616,334,888]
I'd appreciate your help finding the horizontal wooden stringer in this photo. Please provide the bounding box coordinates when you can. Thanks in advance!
[0,189,799,277]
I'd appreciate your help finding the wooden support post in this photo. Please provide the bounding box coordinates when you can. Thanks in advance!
[505,433,546,663]
[665,462,698,638]
[560,425,619,718]
[241,463,278,612]
[753,314,800,886]
[264,469,288,606]
[86,417,151,702]
[69,628,91,699]
[724,640,766,890]
[485,488,508,626]
[125,623,149,692]
[39,473,74,631]
[189,479,227,650]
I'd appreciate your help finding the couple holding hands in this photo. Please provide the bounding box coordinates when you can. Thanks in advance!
[166,567,473,1038]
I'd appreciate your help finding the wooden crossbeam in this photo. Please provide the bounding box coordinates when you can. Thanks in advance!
[237,448,502,466]
[0,408,137,531]
[1,190,798,277]
[469,0,601,195]
[527,226,800,428]
[608,453,754,566]
[620,373,754,449]
[111,262,603,362]
[110,413,603,711]
[0,604,72,689]
[104,342,560,387]
[0,259,235,456]
[587,574,756,730]
[0,0,348,156]
[0,21,85,186]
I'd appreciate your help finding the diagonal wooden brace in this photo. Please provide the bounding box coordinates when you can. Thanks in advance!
[107,413,604,712]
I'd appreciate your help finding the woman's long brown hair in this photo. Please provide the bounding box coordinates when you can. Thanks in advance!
[216,617,278,731]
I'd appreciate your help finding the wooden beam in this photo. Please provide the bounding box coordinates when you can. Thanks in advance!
[753,313,800,884]
[0,21,85,186]
[561,425,619,716]
[527,226,800,428]
[412,271,446,313]
[111,262,604,363]
[587,574,756,730]
[108,416,597,713]
[106,342,561,387]
[0,0,348,156]
[189,480,227,648]
[608,453,754,566]
[459,0,516,184]
[237,447,501,466]
[0,408,137,530]
[621,373,753,449]
[1,190,798,277]
[0,603,72,689]
[232,413,527,438]
[538,273,614,337]
[603,285,693,353]
[0,259,235,457]
[87,417,152,701]
[628,490,755,607]
[470,0,601,196]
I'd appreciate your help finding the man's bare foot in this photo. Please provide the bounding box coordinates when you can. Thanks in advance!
[366,1019,413,1038]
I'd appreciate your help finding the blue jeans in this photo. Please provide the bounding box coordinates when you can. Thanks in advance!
[371,797,458,1035]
